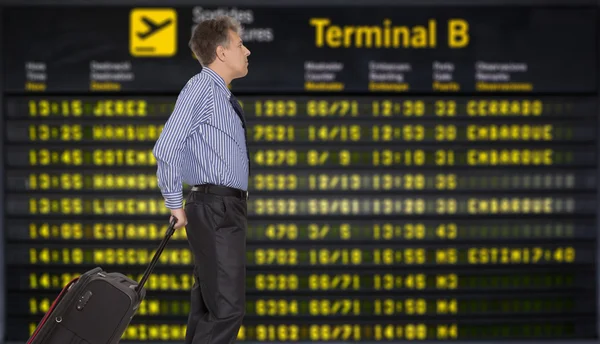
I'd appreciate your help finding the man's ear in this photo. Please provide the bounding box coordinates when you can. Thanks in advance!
[215,45,226,62]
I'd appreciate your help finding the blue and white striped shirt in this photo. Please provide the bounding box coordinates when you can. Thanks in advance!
[152,67,249,209]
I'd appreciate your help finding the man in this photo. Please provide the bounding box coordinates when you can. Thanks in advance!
[152,15,251,344]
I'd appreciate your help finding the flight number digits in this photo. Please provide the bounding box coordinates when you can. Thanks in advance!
[263,223,299,240]
[253,150,297,166]
[255,274,299,291]
[256,325,301,341]
[253,198,298,215]
[253,174,298,191]
[252,125,295,142]
[254,100,297,117]
[254,299,300,316]
[254,248,299,265]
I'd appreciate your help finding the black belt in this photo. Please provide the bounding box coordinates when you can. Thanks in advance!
[191,184,249,200]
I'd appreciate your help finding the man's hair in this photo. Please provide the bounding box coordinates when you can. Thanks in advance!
[189,16,243,66]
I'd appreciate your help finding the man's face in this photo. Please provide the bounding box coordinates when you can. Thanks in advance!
[223,30,251,79]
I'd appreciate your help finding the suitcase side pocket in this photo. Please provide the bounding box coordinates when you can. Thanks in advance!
[51,323,91,344]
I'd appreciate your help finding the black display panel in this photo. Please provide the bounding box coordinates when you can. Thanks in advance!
[2,3,598,343]
[2,6,597,93]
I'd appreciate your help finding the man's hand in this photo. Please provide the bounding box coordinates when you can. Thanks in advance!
[170,208,188,229]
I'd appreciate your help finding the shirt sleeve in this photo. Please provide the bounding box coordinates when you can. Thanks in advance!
[152,79,213,209]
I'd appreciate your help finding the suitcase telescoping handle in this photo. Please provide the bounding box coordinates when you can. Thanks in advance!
[135,216,178,296]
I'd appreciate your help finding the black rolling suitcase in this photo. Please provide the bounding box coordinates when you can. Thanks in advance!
[27,217,178,344]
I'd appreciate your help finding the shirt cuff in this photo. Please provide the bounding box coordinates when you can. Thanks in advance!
[162,192,184,209]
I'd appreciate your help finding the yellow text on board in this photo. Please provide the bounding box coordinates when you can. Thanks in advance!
[310,18,469,48]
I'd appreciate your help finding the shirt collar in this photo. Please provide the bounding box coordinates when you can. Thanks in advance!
[202,67,232,98]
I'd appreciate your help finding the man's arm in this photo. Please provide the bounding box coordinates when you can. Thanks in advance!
[153,79,213,209]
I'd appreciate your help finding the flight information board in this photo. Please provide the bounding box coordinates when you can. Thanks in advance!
[1,3,599,343]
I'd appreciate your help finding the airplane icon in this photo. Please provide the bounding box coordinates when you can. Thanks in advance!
[130,8,177,57]
[137,16,173,39]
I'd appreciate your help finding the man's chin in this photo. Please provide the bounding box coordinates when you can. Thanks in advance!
[232,65,249,79]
